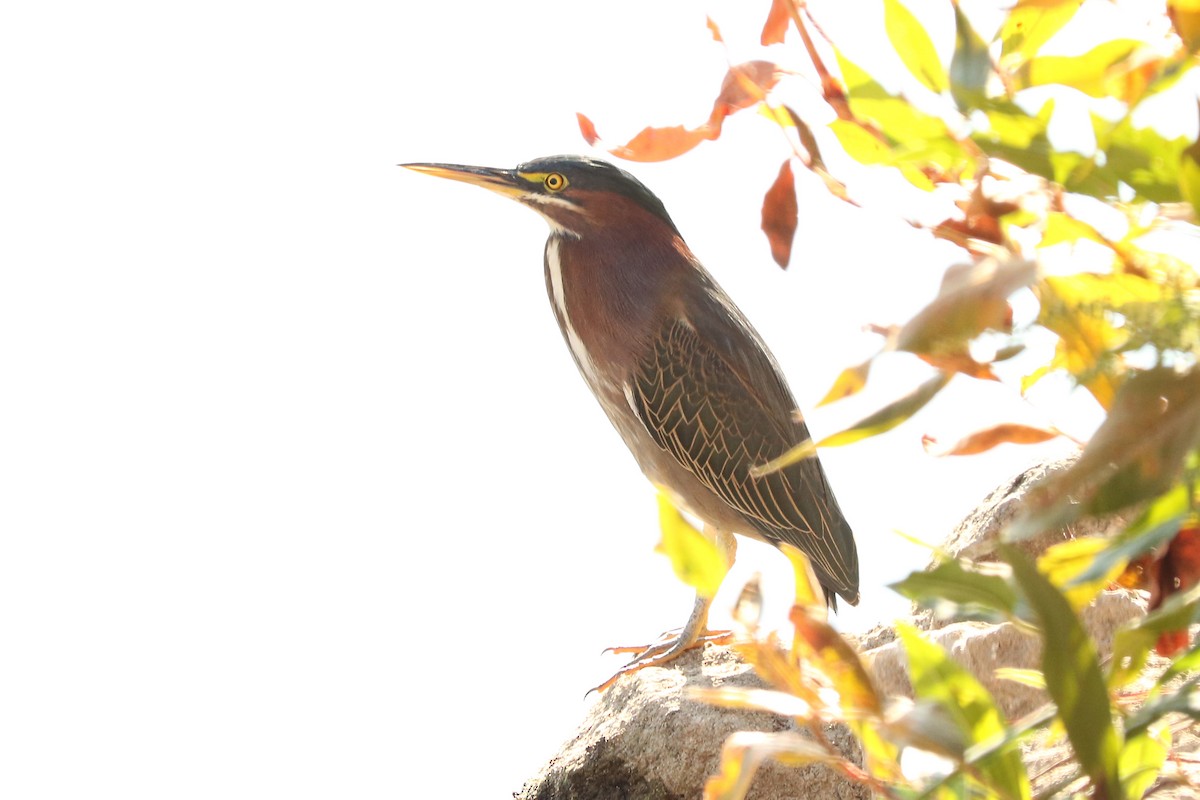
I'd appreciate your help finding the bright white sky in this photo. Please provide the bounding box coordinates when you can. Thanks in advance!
[2,1,1104,797]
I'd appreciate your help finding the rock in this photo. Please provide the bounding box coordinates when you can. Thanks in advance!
[514,645,868,800]
[517,458,1196,798]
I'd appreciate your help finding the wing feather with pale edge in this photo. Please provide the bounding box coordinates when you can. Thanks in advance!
[630,309,859,605]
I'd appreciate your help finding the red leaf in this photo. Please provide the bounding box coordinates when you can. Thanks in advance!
[1149,526,1200,656]
[761,0,792,45]
[761,159,798,268]
[577,112,599,146]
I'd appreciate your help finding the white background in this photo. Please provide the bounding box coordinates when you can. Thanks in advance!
[2,1,1099,797]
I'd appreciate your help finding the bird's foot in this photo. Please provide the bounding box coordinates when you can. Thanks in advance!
[590,627,734,694]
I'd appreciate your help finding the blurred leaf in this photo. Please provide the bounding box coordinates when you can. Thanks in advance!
[707,15,724,41]
[1004,546,1123,797]
[1124,674,1200,740]
[1119,722,1171,800]
[709,61,785,129]
[817,357,872,406]
[1033,272,1169,409]
[896,258,1037,357]
[884,0,947,94]
[898,625,1030,799]
[949,3,992,110]
[993,667,1046,689]
[1085,116,1191,203]
[791,605,882,716]
[762,159,798,268]
[689,685,813,718]
[1040,211,1109,249]
[1180,127,1200,211]
[999,0,1082,67]
[890,558,1018,621]
[1037,537,1124,612]
[756,371,951,474]
[1018,39,1141,98]
[972,98,1056,182]
[655,490,728,597]
[1014,368,1200,533]
[1171,0,1200,52]
[835,49,955,148]
[924,423,1061,457]
[761,0,791,45]
[1112,582,1200,688]
[818,371,952,448]
[829,118,890,165]
[704,730,841,800]
[780,542,825,610]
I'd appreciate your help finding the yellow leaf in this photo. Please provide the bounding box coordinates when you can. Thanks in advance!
[1038,537,1127,611]
[884,0,947,93]
[993,667,1047,689]
[779,542,824,610]
[817,358,872,406]
[655,490,728,598]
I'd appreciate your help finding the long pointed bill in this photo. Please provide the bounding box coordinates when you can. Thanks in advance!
[400,162,525,199]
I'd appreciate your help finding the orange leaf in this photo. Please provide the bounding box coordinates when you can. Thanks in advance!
[925,423,1061,456]
[761,0,792,45]
[709,61,785,129]
[610,124,714,162]
[761,159,798,268]
[577,112,599,146]
[706,15,723,42]
[1151,525,1200,656]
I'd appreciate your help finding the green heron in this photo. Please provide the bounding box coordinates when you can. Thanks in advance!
[403,155,859,685]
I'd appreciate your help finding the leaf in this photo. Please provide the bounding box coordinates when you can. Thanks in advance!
[761,159,798,268]
[817,371,953,448]
[1111,583,1200,689]
[890,558,1018,622]
[1003,545,1123,797]
[577,112,600,146]
[790,604,882,717]
[708,61,785,130]
[1034,272,1170,410]
[895,258,1037,359]
[1180,123,1200,212]
[1018,39,1142,99]
[1037,537,1125,612]
[999,0,1083,67]
[1119,722,1171,800]
[761,0,791,46]
[883,0,947,94]
[654,490,728,598]
[780,542,824,610]
[949,2,992,110]
[703,731,841,800]
[706,14,724,42]
[924,423,1061,457]
[1171,0,1200,52]
[1124,674,1200,740]
[817,358,872,406]
[1013,368,1200,532]
[993,667,1046,689]
[898,625,1030,799]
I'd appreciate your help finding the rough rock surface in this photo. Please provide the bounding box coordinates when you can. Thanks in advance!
[516,459,1198,798]
[515,645,868,800]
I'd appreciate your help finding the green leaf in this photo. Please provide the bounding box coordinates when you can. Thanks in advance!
[972,98,1057,182]
[1119,722,1171,800]
[754,371,951,475]
[898,625,1031,799]
[1037,537,1125,612]
[1003,546,1122,796]
[949,3,991,110]
[889,558,1018,621]
[654,490,728,598]
[999,0,1082,67]
[816,371,952,448]
[884,0,947,94]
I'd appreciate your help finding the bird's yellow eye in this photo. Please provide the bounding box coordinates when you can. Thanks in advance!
[544,172,568,192]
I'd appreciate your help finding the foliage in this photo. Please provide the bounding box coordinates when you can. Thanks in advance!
[589,1,1200,797]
